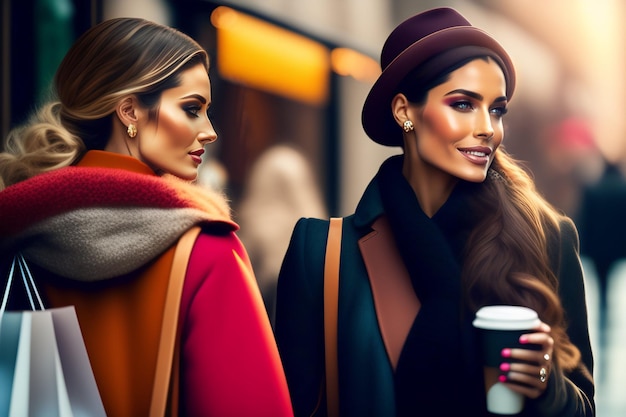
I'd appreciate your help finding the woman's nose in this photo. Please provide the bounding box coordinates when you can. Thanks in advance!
[474,111,494,139]
[198,121,217,145]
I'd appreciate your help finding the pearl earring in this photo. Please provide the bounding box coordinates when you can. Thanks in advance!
[403,120,414,133]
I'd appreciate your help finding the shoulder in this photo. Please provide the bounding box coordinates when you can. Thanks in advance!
[536,214,581,286]
[290,217,331,243]
[546,216,585,297]
[281,217,331,276]
[557,216,580,247]
[276,217,333,301]
[161,174,235,227]
[181,228,255,306]
[286,215,361,260]
[188,228,248,271]
[546,215,580,263]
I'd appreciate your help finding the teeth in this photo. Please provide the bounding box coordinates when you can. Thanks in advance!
[463,150,487,157]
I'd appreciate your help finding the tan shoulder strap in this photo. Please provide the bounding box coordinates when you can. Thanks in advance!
[324,217,342,417]
[150,226,202,417]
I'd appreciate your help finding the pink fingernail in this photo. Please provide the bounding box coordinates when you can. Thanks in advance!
[500,363,510,372]
[501,348,511,358]
[499,375,507,383]
[519,335,528,344]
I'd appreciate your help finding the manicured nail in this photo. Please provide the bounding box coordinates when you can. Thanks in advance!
[501,348,511,358]
[519,335,529,344]
[498,375,507,383]
[500,363,511,372]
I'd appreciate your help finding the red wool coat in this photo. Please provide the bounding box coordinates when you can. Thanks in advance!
[0,151,293,417]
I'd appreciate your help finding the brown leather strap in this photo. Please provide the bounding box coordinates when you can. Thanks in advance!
[150,226,201,417]
[324,218,342,417]
[168,335,181,417]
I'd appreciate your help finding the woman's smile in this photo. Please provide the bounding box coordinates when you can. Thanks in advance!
[458,146,492,165]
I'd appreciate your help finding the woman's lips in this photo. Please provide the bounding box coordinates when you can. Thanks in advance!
[189,148,204,165]
[458,146,491,165]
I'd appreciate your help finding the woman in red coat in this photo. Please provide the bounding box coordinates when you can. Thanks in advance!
[0,18,293,417]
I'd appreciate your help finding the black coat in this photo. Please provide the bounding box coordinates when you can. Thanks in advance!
[275,157,595,417]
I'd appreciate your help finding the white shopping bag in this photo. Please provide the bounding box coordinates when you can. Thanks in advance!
[0,255,107,417]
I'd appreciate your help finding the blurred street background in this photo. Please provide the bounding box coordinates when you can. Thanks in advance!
[2,1,625,415]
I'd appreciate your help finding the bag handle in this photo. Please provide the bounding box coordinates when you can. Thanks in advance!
[324,217,342,417]
[150,226,201,417]
[1,254,44,314]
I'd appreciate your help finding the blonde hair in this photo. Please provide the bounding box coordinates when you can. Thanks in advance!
[0,18,209,190]
[0,102,83,189]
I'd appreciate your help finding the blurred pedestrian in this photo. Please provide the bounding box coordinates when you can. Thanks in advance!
[237,144,327,325]
[578,161,626,331]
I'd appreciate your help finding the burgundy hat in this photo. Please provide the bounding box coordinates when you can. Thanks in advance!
[362,8,516,146]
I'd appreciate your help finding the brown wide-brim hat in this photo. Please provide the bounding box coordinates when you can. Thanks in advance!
[362,7,516,147]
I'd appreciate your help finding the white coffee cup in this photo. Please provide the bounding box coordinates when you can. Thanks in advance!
[473,305,541,415]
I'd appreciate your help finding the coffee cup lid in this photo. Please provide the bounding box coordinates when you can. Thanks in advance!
[472,305,540,330]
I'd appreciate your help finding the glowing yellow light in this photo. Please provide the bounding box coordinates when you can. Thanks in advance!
[212,6,330,106]
[330,48,380,83]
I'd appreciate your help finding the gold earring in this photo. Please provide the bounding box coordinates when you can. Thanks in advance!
[403,120,414,133]
[127,124,137,138]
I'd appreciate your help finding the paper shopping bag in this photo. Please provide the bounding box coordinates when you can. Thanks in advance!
[1,254,106,416]
[0,312,22,415]
[50,306,107,417]
[0,307,107,417]
[0,308,108,417]
[9,310,59,417]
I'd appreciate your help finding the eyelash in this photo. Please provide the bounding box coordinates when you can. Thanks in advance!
[451,100,508,118]
[184,105,201,117]
[452,101,473,111]
[185,104,213,119]
[492,107,508,117]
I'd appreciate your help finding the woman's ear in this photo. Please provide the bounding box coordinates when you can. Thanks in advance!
[115,96,139,127]
[391,93,411,127]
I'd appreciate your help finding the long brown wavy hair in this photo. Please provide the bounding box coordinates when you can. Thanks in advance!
[0,17,208,190]
[464,151,581,371]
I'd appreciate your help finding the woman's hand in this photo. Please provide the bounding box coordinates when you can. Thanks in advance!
[499,322,554,399]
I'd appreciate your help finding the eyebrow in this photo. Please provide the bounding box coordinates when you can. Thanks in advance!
[444,89,507,103]
[181,93,207,104]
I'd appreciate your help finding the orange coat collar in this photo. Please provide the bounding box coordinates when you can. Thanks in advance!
[77,150,155,176]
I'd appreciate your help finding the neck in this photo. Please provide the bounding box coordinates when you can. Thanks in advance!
[402,155,458,217]
[104,126,138,159]
[104,137,131,156]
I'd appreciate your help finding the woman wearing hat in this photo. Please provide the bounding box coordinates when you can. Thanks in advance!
[274,7,594,417]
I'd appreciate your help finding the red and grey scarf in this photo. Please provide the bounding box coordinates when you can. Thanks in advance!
[0,165,236,281]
